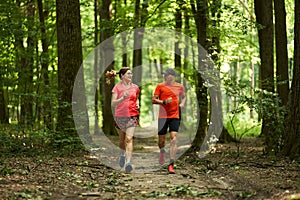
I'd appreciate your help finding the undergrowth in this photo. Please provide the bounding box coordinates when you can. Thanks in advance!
[0,124,86,157]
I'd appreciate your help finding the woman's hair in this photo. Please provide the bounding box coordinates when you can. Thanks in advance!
[105,67,130,84]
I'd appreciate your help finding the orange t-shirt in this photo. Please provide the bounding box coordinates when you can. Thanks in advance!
[154,82,185,119]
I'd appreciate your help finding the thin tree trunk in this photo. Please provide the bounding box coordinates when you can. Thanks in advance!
[250,28,255,119]
[37,0,52,130]
[175,0,186,130]
[94,0,100,135]
[183,8,190,77]
[0,85,9,124]
[190,0,209,150]
[210,0,234,143]
[274,0,289,106]
[133,0,141,86]
[122,33,128,67]
[19,0,35,128]
[132,0,148,86]
[132,0,148,104]
[174,0,182,73]
[100,0,115,135]
[182,7,190,130]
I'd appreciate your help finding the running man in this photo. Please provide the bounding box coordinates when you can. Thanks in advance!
[152,68,186,174]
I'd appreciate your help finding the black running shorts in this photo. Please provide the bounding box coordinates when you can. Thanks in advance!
[158,118,180,135]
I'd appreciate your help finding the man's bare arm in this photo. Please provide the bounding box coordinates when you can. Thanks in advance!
[152,95,172,105]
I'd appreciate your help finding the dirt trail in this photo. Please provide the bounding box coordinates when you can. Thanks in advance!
[0,135,299,199]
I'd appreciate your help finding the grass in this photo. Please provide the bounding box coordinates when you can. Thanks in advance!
[224,112,262,138]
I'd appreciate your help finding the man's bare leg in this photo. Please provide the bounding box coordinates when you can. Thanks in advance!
[169,131,177,163]
[158,135,166,165]
[167,131,177,173]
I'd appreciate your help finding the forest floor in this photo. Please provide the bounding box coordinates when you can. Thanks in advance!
[0,133,300,200]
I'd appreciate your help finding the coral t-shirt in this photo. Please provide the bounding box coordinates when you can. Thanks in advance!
[112,82,140,117]
[154,82,185,119]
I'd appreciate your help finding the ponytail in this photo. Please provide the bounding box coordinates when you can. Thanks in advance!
[105,70,117,84]
[105,67,130,84]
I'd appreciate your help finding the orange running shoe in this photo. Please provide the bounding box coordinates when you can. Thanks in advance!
[168,164,175,174]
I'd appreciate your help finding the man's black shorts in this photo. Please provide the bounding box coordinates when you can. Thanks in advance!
[158,118,180,135]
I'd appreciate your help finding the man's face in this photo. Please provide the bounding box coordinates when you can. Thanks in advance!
[164,74,175,83]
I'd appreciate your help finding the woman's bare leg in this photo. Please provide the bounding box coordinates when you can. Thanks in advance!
[117,129,126,155]
[125,127,135,164]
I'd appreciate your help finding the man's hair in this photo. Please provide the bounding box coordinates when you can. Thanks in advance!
[162,68,176,76]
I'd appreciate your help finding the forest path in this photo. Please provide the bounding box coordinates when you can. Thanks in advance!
[1,138,299,199]
[91,134,300,200]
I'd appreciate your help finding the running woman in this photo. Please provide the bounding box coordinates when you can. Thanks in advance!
[106,67,140,173]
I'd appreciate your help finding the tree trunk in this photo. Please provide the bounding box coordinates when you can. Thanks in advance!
[132,0,148,85]
[133,0,141,86]
[210,0,234,143]
[37,0,52,130]
[132,0,148,105]
[0,85,9,124]
[183,8,190,76]
[254,0,275,153]
[254,0,274,95]
[116,0,128,67]
[19,0,35,128]
[100,0,115,135]
[56,0,83,137]
[182,8,190,128]
[190,0,209,150]
[175,0,187,130]
[174,0,182,72]
[94,0,100,135]
[282,0,300,159]
[274,0,289,106]
[122,33,128,67]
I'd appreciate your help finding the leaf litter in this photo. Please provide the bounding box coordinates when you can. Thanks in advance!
[0,137,299,200]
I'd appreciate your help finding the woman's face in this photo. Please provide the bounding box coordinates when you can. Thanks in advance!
[122,70,133,82]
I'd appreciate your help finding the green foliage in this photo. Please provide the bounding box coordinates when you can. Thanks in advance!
[225,112,261,138]
[52,133,85,153]
[252,90,286,154]
[0,124,85,156]
[0,159,14,176]
[223,74,286,154]
[223,73,261,140]
[220,0,259,65]
[140,82,157,124]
